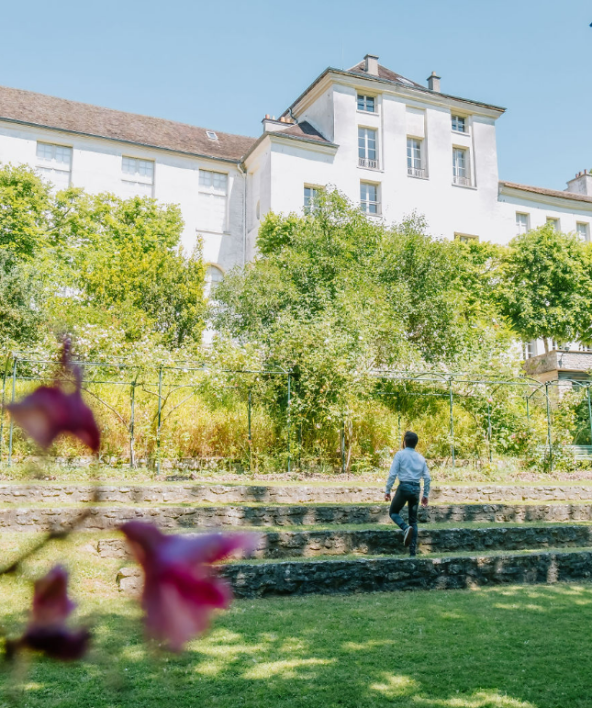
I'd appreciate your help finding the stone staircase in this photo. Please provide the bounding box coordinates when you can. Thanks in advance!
[1,482,592,597]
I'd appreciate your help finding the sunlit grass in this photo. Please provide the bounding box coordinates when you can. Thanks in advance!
[1,571,591,708]
[0,532,591,706]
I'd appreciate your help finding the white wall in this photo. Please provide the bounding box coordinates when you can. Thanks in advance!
[253,74,592,248]
[0,122,245,271]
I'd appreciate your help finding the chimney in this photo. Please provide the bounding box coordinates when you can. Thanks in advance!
[427,71,441,92]
[262,115,294,134]
[364,54,379,76]
[566,170,592,197]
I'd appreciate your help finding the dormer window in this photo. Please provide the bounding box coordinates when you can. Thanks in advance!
[206,131,218,141]
[357,94,376,113]
[451,115,467,134]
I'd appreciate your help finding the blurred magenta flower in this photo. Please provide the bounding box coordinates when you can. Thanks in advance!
[7,341,100,452]
[120,521,259,651]
[10,566,90,661]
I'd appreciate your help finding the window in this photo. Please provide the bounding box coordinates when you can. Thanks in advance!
[122,156,154,197]
[206,131,218,141]
[524,341,537,359]
[198,169,228,233]
[452,147,471,186]
[407,138,425,178]
[36,142,72,189]
[204,264,224,298]
[304,186,319,213]
[357,94,376,113]
[455,233,479,243]
[576,222,590,241]
[451,115,467,133]
[546,217,560,231]
[360,182,380,215]
[358,127,378,169]
[516,213,530,234]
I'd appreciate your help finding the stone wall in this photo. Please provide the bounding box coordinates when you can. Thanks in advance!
[98,524,592,560]
[117,550,592,598]
[4,502,592,533]
[2,483,592,505]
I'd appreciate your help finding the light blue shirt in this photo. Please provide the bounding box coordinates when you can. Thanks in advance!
[385,447,431,497]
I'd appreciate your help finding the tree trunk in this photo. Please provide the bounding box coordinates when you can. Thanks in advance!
[544,338,549,354]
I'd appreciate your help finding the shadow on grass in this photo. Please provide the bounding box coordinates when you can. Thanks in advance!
[2,584,592,708]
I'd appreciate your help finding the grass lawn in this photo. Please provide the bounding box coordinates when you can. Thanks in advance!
[3,461,592,487]
[0,532,591,707]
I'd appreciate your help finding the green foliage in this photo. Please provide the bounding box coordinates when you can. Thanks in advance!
[498,224,592,348]
[213,191,517,467]
[0,164,207,353]
[0,253,45,346]
[0,164,50,263]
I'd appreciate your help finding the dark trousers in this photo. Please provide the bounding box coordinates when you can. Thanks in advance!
[389,481,420,555]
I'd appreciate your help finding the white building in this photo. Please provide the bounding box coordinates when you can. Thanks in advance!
[1,54,591,312]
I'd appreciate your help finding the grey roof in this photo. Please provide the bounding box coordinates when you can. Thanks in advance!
[0,85,256,162]
[347,60,426,90]
[280,121,332,143]
[283,62,506,117]
[500,181,592,205]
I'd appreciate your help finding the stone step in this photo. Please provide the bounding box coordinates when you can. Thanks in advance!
[5,502,592,532]
[2,483,592,505]
[117,549,592,598]
[99,523,592,560]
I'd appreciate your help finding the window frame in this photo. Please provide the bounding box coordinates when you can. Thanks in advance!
[451,114,468,134]
[515,212,530,235]
[303,185,321,213]
[452,146,472,187]
[360,181,381,216]
[576,222,590,241]
[35,141,73,189]
[198,169,229,233]
[546,217,560,231]
[204,263,225,298]
[406,137,426,178]
[357,94,377,113]
[454,233,479,243]
[358,126,379,169]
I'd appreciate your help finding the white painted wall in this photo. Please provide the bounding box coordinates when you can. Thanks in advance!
[0,122,245,271]
[2,66,592,278]
[250,73,592,248]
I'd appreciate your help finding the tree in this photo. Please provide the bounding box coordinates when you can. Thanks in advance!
[0,253,45,346]
[0,164,50,263]
[0,164,207,352]
[498,224,592,352]
[213,191,511,430]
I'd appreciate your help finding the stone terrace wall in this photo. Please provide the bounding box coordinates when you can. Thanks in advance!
[117,550,592,598]
[101,524,592,560]
[2,483,592,505]
[4,503,592,532]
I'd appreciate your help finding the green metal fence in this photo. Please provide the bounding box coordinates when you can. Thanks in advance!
[1,354,591,473]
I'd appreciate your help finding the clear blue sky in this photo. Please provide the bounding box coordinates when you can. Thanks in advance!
[1,0,590,190]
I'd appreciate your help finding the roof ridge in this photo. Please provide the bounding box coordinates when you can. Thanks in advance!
[500,180,592,204]
[0,84,255,142]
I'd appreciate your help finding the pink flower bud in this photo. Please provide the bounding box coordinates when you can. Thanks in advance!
[7,343,100,452]
[120,522,259,651]
[11,566,90,661]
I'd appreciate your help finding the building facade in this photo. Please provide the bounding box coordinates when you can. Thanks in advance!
[1,54,591,313]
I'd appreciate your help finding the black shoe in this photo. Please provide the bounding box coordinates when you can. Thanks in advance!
[403,526,413,546]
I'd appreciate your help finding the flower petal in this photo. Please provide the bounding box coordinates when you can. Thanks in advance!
[32,566,75,626]
[22,626,90,661]
[8,388,100,452]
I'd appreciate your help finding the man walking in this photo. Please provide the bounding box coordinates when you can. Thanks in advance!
[384,431,430,557]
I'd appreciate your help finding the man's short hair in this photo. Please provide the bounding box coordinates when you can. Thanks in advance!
[404,431,419,448]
